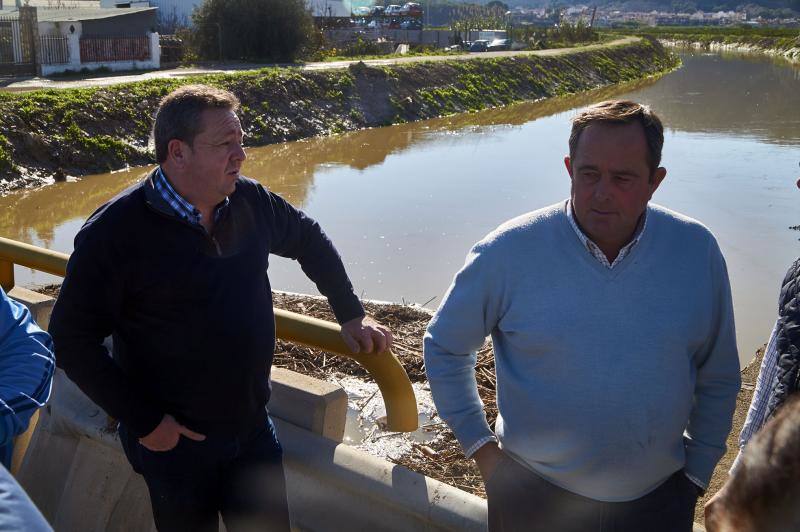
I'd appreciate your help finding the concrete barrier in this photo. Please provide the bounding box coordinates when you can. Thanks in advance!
[271,367,348,442]
[16,368,486,531]
[277,418,486,531]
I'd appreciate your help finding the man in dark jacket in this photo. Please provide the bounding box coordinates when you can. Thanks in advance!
[49,85,392,532]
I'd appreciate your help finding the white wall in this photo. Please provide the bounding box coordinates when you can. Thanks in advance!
[40,31,160,76]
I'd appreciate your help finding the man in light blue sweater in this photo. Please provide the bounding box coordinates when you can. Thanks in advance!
[424,100,741,531]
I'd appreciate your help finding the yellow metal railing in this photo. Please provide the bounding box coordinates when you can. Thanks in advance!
[0,236,419,432]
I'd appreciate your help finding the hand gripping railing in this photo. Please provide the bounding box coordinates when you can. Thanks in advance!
[0,236,419,432]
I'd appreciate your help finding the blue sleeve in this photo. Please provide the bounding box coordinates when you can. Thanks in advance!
[0,464,52,531]
[0,287,55,448]
[424,240,505,457]
[683,239,741,487]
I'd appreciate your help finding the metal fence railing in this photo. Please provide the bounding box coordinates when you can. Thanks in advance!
[79,34,150,63]
[39,35,70,65]
[0,7,37,76]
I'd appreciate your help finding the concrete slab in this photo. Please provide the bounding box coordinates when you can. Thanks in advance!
[8,286,55,330]
[270,367,348,442]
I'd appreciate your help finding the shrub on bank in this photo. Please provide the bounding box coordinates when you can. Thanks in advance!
[190,0,315,62]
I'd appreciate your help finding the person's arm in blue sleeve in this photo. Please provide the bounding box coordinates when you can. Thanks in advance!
[683,238,741,490]
[0,287,55,462]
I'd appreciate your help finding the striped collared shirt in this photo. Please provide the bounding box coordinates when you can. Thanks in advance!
[565,200,648,269]
[153,167,229,227]
[731,320,780,473]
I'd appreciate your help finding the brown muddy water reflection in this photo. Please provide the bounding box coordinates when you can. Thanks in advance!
[3,52,799,364]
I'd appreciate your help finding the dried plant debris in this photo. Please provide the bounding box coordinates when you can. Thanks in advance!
[271,291,494,498]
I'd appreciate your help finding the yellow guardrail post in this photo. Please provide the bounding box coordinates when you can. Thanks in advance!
[0,259,13,293]
[275,309,418,432]
[0,236,419,432]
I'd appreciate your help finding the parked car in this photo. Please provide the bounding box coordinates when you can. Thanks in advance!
[400,19,422,29]
[400,2,422,15]
[385,4,403,16]
[388,18,401,28]
[369,5,385,16]
[469,40,489,52]
[487,38,510,51]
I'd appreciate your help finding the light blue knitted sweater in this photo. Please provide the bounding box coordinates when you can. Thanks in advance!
[424,201,741,502]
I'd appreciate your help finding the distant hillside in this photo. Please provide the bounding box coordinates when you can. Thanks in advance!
[500,0,800,14]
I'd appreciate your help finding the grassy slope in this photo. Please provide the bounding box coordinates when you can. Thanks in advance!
[0,38,677,191]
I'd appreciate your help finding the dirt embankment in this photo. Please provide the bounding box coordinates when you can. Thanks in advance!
[661,37,800,64]
[0,38,677,193]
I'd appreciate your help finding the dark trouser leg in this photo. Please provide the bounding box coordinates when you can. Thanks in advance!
[118,424,221,532]
[609,470,699,532]
[220,417,291,532]
[486,454,604,532]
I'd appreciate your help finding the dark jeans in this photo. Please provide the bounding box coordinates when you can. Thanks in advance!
[119,416,290,532]
[486,455,699,532]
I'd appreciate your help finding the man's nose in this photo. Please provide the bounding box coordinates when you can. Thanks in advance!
[233,143,246,162]
[593,176,612,201]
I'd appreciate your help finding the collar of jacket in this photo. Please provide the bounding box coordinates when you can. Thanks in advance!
[142,167,182,219]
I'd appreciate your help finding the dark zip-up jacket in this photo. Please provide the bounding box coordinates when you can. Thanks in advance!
[50,171,364,438]
[766,257,800,420]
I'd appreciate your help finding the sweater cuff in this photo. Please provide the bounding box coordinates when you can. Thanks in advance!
[683,445,719,488]
[328,291,365,325]
[684,471,707,492]
[465,435,498,458]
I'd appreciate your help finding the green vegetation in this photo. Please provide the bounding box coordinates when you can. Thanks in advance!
[317,45,464,62]
[190,0,314,61]
[0,134,13,173]
[513,20,607,50]
[0,39,677,188]
[607,26,800,52]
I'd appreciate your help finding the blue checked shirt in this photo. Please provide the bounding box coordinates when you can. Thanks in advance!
[731,321,780,473]
[153,167,229,227]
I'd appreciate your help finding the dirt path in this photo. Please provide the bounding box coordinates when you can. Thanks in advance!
[0,37,638,93]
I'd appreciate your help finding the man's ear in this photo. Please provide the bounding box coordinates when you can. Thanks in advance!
[167,139,187,167]
[650,167,667,194]
[564,156,573,177]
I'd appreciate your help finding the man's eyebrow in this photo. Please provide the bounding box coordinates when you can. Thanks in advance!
[575,164,642,177]
[206,127,244,142]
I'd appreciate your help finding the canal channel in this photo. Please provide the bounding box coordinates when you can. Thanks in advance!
[3,51,799,366]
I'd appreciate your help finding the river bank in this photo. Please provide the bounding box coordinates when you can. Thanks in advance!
[0,37,676,193]
[661,38,800,63]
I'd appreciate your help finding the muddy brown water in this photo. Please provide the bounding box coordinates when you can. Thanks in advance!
[4,51,799,366]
